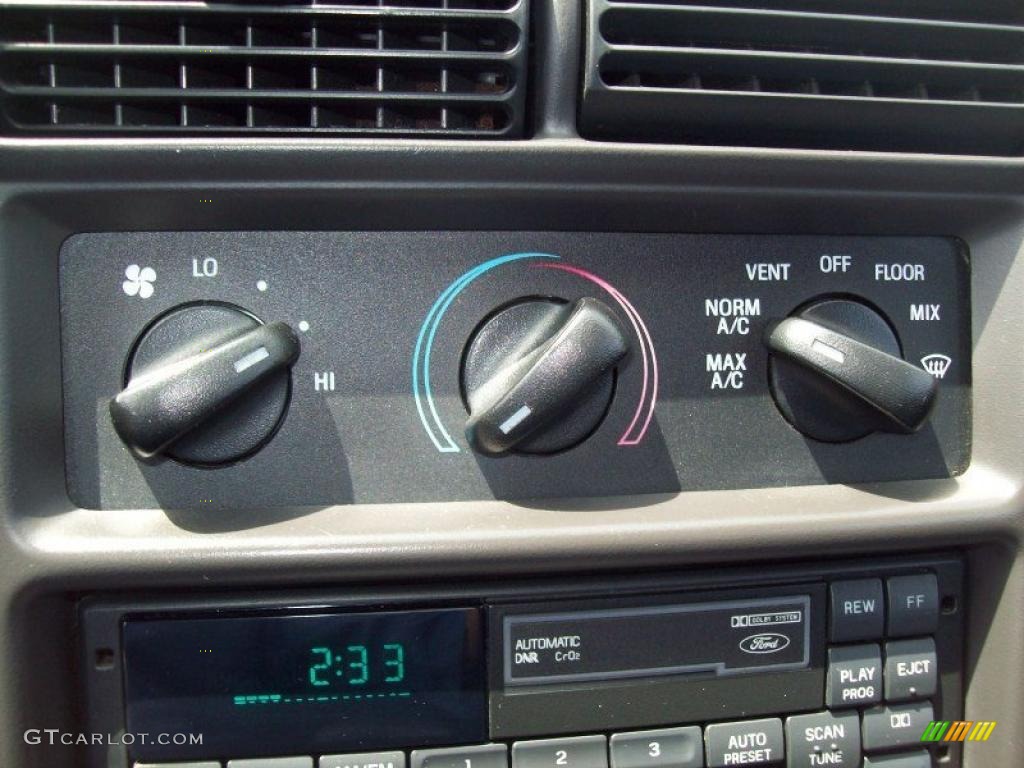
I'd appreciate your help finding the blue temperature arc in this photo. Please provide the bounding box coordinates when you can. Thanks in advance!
[413,252,560,452]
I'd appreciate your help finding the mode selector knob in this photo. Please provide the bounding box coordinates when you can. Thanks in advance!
[111,302,300,466]
[462,297,629,455]
[766,298,938,443]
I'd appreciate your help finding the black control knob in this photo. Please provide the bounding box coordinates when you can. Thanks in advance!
[111,303,300,465]
[461,297,629,455]
[766,298,938,443]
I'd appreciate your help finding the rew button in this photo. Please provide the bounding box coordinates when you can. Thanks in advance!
[829,579,884,642]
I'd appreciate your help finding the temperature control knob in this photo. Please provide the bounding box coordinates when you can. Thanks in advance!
[110,303,300,465]
[766,298,937,442]
[462,297,629,455]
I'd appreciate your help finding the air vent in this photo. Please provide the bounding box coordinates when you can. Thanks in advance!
[580,0,1024,154]
[0,0,527,137]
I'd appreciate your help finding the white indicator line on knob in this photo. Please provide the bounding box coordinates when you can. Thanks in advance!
[500,405,533,435]
[233,346,270,374]
[812,339,846,365]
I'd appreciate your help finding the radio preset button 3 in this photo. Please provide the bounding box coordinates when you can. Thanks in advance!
[609,727,703,768]
[705,718,784,768]
[826,644,882,709]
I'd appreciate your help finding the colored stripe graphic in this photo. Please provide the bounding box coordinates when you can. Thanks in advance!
[923,721,997,742]
[535,263,659,446]
[412,252,559,452]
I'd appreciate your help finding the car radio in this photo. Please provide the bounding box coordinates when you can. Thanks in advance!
[80,553,963,768]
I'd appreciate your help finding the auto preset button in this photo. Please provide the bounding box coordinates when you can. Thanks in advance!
[829,579,885,642]
[413,745,508,768]
[513,736,608,768]
[323,753,406,768]
[826,644,882,708]
[785,710,860,768]
[886,575,939,637]
[610,727,704,768]
[884,638,938,701]
[705,717,784,768]
[862,703,935,753]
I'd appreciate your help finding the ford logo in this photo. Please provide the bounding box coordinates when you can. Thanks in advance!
[739,633,790,654]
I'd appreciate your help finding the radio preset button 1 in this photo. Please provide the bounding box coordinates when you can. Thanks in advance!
[323,752,406,768]
[884,638,938,702]
[610,727,703,768]
[861,703,935,753]
[826,644,882,708]
[413,745,508,768]
[705,717,784,768]
[512,736,608,768]
[862,752,933,768]
[886,575,939,637]
[135,763,221,768]
[784,710,860,768]
[829,579,884,642]
[227,759,314,768]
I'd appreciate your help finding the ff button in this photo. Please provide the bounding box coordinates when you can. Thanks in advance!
[886,575,939,637]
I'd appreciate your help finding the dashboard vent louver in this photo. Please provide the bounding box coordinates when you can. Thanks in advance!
[0,0,527,137]
[580,0,1024,154]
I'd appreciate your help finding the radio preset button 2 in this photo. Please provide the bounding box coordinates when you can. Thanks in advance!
[323,753,406,768]
[785,710,860,768]
[826,644,882,709]
[705,718,784,768]
[861,703,935,753]
[829,579,884,642]
[413,745,508,768]
[610,727,703,768]
[884,638,938,702]
[512,736,608,768]
[886,575,939,637]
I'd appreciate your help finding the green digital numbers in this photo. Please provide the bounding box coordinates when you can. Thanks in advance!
[308,647,332,687]
[306,642,406,688]
[347,645,369,685]
[384,643,405,683]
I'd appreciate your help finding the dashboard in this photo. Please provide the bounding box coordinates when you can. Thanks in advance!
[0,1,1022,768]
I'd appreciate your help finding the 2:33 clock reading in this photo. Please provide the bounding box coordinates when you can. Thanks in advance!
[308,643,405,687]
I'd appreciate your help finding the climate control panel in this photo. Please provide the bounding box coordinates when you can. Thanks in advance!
[59,232,971,509]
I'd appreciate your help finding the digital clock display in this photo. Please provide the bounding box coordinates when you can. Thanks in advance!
[123,607,486,761]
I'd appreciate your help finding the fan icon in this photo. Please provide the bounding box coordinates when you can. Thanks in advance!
[122,264,156,299]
